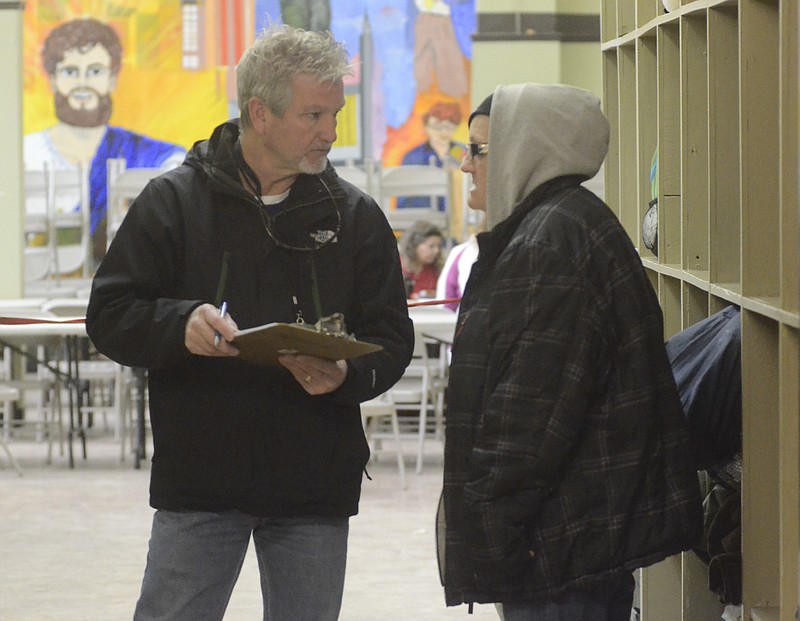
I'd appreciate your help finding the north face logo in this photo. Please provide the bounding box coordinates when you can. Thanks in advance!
[310,230,337,244]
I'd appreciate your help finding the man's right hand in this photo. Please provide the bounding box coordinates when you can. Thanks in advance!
[184,303,240,357]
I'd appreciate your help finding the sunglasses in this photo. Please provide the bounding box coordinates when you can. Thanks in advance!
[466,142,489,160]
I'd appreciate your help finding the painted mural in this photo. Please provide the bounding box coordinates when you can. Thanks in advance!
[23,0,475,252]
[253,0,474,164]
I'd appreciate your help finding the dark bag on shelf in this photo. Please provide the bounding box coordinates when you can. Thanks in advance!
[665,305,742,471]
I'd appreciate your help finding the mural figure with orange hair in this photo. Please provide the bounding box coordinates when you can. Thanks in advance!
[398,100,466,210]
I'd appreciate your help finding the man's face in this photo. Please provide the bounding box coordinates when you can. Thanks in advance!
[51,44,116,127]
[461,115,489,212]
[260,73,345,175]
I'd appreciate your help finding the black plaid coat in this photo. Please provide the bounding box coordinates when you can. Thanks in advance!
[438,177,703,607]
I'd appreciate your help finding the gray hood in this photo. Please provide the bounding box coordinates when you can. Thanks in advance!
[485,83,610,230]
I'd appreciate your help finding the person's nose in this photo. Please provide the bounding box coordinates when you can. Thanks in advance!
[461,155,473,174]
[320,116,337,144]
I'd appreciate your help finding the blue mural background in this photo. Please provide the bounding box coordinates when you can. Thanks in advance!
[254,0,474,144]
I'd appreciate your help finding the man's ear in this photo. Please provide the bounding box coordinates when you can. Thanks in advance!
[248,97,271,133]
[109,74,118,92]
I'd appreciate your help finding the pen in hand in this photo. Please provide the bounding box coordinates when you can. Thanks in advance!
[213,251,230,349]
[214,301,228,348]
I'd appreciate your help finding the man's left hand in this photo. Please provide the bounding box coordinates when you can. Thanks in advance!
[278,354,348,395]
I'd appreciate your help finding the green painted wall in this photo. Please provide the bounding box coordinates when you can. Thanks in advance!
[470,0,603,107]
[1,8,24,299]
[472,41,563,101]
[560,42,603,98]
[476,0,600,15]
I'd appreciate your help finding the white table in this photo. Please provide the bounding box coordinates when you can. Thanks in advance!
[0,319,89,468]
[408,304,458,380]
[405,306,458,472]
[408,305,458,343]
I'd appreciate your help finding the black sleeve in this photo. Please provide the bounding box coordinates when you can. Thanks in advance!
[86,177,199,370]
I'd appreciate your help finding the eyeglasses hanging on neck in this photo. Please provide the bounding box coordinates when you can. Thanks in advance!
[236,159,342,252]
[234,139,344,333]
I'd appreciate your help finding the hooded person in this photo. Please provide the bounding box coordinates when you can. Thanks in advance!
[437,83,703,619]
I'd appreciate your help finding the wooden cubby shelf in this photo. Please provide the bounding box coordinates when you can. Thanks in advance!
[600,0,798,619]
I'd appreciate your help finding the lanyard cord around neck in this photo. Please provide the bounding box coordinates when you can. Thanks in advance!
[234,139,324,324]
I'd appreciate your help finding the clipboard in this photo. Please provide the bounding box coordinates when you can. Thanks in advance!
[233,322,383,366]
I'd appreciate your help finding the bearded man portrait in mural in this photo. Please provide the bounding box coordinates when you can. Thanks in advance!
[24,17,186,266]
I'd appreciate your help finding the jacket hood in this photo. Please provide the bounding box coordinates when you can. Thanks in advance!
[185,120,245,196]
[486,83,610,229]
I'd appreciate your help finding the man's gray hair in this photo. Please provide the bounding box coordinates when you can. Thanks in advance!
[237,24,352,127]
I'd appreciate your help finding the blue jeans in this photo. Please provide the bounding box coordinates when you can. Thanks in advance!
[133,509,349,621]
[497,573,635,621]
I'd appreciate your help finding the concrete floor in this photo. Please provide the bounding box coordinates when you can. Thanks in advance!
[0,426,498,621]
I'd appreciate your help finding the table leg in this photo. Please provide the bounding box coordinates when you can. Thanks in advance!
[64,335,87,468]
[65,337,75,469]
